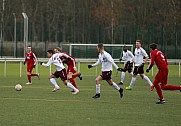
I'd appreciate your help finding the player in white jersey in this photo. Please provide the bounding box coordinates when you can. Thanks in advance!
[88,43,124,98]
[126,40,153,90]
[40,50,79,94]
[119,46,134,85]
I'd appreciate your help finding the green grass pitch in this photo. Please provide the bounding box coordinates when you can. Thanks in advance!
[0,63,181,126]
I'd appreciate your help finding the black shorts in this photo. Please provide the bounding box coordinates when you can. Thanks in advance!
[53,69,67,81]
[100,71,112,81]
[133,66,144,75]
[123,62,133,73]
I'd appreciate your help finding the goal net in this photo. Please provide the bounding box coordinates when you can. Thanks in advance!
[60,44,134,59]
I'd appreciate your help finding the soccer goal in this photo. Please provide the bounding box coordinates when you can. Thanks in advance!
[60,43,134,59]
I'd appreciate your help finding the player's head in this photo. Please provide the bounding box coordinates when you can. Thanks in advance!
[136,40,141,48]
[27,46,31,53]
[150,43,157,51]
[47,49,54,58]
[97,43,104,53]
[54,47,61,53]
[123,46,127,52]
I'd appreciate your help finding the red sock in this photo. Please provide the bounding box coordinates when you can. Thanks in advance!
[69,78,77,88]
[72,73,79,79]
[155,84,164,100]
[31,74,38,77]
[161,84,181,90]
[27,75,31,82]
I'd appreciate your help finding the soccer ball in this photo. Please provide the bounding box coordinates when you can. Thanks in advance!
[15,84,22,91]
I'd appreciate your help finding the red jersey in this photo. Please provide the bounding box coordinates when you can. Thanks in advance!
[150,49,168,70]
[25,51,37,66]
[60,52,76,67]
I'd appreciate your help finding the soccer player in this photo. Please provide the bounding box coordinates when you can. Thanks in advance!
[125,40,153,90]
[88,43,124,98]
[119,46,134,85]
[24,46,39,84]
[40,50,79,94]
[54,47,82,91]
[146,43,181,104]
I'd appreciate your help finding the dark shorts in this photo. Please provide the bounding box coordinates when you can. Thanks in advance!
[123,62,133,73]
[100,71,112,81]
[133,66,144,75]
[53,69,67,81]
[27,64,34,73]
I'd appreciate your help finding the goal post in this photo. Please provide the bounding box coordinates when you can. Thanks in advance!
[60,43,134,59]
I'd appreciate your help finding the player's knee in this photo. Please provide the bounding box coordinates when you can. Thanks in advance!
[95,79,100,84]
[27,72,31,75]
[128,69,132,73]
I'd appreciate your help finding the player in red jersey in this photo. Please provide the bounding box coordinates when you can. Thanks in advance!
[24,46,40,84]
[146,43,181,104]
[54,47,82,90]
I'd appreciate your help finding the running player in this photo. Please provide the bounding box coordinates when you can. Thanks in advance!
[125,40,153,90]
[24,46,39,84]
[54,47,82,91]
[146,43,181,104]
[119,46,134,85]
[40,50,79,94]
[88,43,124,98]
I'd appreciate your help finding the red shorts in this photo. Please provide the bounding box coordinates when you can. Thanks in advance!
[53,69,67,81]
[100,71,112,81]
[27,64,34,73]
[67,64,76,74]
[153,68,168,86]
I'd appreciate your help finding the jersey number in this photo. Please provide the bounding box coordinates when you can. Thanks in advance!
[160,53,165,61]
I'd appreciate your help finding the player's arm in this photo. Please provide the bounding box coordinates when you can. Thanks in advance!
[88,56,101,69]
[146,52,155,72]
[142,49,149,64]
[107,53,123,71]
[128,51,134,62]
[40,57,53,67]
[33,53,38,66]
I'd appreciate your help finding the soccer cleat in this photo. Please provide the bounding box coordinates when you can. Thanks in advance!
[52,87,60,92]
[125,86,132,90]
[156,99,166,104]
[72,89,79,94]
[26,82,32,85]
[92,93,100,98]
[119,88,124,98]
[37,73,40,80]
[118,81,123,85]
[78,72,82,80]
[150,85,154,91]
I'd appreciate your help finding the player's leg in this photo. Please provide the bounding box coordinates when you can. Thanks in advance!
[49,73,60,92]
[119,64,127,85]
[72,72,82,80]
[126,66,138,90]
[92,75,102,98]
[107,79,123,98]
[26,65,33,84]
[160,69,181,90]
[31,67,40,80]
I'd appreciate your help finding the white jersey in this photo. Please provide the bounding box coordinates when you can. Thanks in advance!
[42,53,65,71]
[92,50,118,71]
[134,47,148,66]
[121,50,134,63]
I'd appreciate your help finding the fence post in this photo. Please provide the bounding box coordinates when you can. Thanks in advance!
[78,61,80,73]
[20,61,22,77]
[151,66,154,76]
[179,61,180,78]
[4,59,6,77]
[49,64,52,75]
[36,62,38,74]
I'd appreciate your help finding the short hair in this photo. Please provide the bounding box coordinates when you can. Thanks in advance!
[55,47,61,52]
[47,49,54,54]
[136,40,142,44]
[150,43,157,50]
[97,43,104,49]
[27,45,31,48]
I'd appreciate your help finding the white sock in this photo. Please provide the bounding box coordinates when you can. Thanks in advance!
[143,75,153,86]
[121,72,125,83]
[96,84,100,94]
[130,77,136,88]
[67,82,77,90]
[50,78,59,89]
[112,82,120,90]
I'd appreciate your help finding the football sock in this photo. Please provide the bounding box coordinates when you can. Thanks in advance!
[96,84,100,94]
[50,78,59,88]
[67,82,77,90]
[31,73,38,76]
[121,72,125,83]
[72,73,79,79]
[161,84,181,90]
[69,78,78,88]
[143,75,153,87]
[130,77,136,88]
[154,84,164,100]
[112,82,120,90]
[27,75,31,82]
